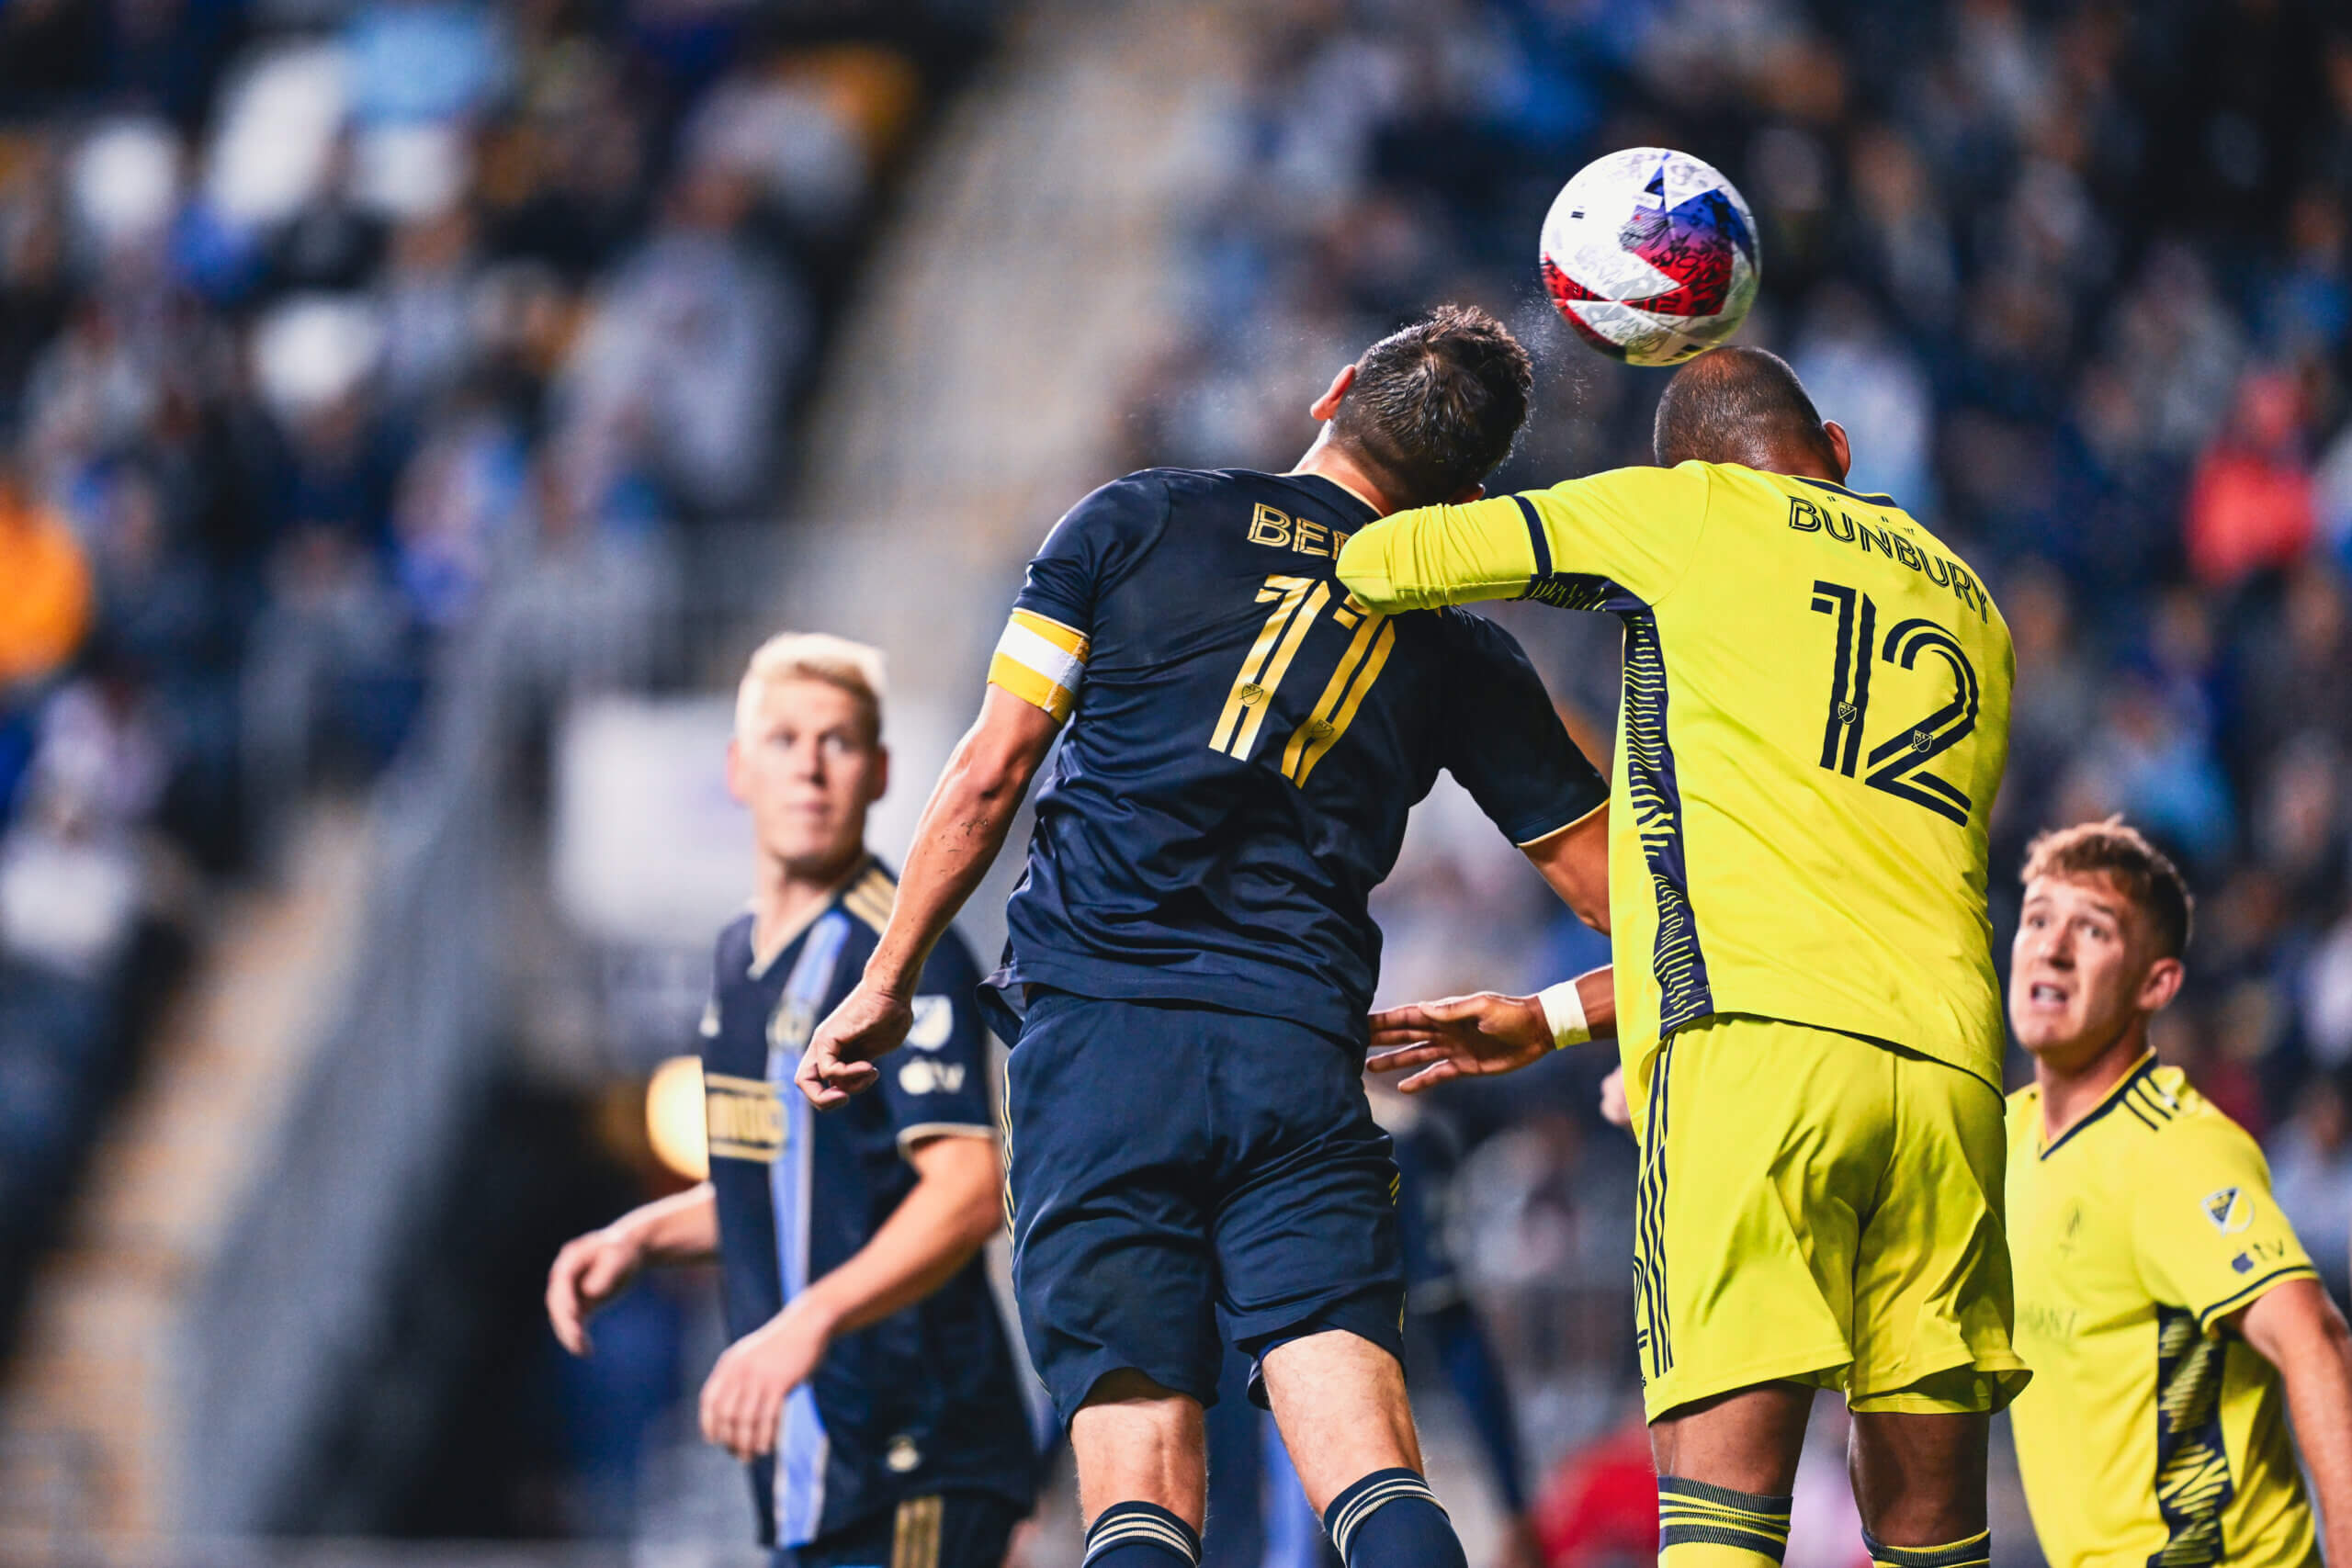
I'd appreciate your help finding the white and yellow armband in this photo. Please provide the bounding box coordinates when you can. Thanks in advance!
[1537,979,1590,1049]
[987,610,1090,723]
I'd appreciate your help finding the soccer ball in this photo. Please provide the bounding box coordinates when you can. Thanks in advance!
[1539,147,1759,367]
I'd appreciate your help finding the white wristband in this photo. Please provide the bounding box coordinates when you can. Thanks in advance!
[1537,980,1589,1049]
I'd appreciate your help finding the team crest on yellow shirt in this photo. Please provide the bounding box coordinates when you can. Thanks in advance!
[2204,1186,2251,1235]
[2056,1199,2085,1257]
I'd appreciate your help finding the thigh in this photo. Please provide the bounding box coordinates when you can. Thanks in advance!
[1848,1054,2029,1416]
[1634,1017,1890,1423]
[1006,994,1224,1430]
[1209,1021,1405,1367]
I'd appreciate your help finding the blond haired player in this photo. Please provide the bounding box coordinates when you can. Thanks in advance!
[545,635,1035,1568]
[1340,346,2022,1568]
[2005,819,2352,1567]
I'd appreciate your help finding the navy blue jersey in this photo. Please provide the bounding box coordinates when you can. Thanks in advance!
[699,858,1034,1547]
[982,468,1606,1043]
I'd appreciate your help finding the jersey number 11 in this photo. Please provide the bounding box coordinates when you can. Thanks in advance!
[1208,574,1396,786]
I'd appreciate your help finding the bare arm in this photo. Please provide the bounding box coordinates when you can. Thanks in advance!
[1519,804,1610,934]
[698,1134,1003,1459]
[1364,804,1614,1092]
[2237,1278,2352,1562]
[546,1182,720,1355]
[1367,966,1616,1092]
[798,686,1059,1107]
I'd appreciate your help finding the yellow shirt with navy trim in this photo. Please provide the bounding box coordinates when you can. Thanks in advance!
[2007,1059,2318,1568]
[1335,460,2014,1089]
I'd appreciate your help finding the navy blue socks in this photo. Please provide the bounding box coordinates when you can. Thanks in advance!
[1321,1467,1465,1568]
[1083,1500,1202,1567]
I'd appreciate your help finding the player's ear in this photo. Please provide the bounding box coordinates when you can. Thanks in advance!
[1823,420,1852,482]
[1445,482,1487,504]
[1309,364,1357,423]
[2139,954,2185,1014]
[868,744,890,805]
[724,736,750,805]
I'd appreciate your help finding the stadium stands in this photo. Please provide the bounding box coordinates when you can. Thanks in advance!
[3,0,2351,1560]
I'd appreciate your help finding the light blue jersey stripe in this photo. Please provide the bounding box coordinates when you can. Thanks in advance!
[768,911,853,1546]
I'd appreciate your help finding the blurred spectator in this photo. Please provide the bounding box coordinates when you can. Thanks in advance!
[0,458,89,694]
[2186,369,2318,588]
[553,164,803,517]
[2270,1070,2352,1303]
[1533,1414,1655,1568]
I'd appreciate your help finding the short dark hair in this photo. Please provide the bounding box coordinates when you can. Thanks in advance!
[1329,305,1532,508]
[2021,817,2195,960]
[1653,345,1838,471]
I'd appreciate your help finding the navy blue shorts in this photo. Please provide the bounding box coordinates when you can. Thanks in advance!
[775,1490,1026,1568]
[1003,990,1406,1428]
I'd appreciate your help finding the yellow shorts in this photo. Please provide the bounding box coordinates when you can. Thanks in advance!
[1628,1014,2030,1421]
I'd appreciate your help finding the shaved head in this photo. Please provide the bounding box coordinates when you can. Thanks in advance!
[1653,345,1842,477]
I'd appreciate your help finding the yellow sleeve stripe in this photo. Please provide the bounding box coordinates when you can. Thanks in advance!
[989,611,1089,722]
[843,869,896,933]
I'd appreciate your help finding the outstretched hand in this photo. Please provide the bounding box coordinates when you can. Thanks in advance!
[1366,990,1552,1092]
[796,980,911,1109]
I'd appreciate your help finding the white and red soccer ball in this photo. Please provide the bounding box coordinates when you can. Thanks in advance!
[1540,147,1759,367]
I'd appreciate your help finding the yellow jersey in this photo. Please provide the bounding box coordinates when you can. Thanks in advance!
[2007,1060,2318,1568]
[1336,461,2013,1088]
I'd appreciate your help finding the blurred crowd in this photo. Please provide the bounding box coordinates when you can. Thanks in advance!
[1123,0,2352,1544]
[0,0,988,1346]
[9,0,2352,1555]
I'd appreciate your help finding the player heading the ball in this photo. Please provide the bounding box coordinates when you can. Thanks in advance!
[798,305,1615,1568]
[1341,346,2020,1568]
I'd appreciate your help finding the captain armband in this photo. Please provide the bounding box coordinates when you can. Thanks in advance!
[988,609,1091,723]
[1538,980,1590,1049]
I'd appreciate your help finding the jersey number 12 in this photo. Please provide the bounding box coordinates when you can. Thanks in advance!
[1208,574,1396,786]
[1808,580,1980,826]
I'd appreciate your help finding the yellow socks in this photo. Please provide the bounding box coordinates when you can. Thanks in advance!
[1657,1476,1792,1568]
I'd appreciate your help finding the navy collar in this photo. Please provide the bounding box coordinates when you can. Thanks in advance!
[1794,475,1899,509]
[1285,469,1382,525]
[2039,1053,2160,1160]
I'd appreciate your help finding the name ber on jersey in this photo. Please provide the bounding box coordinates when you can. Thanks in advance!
[1785,494,1992,624]
[1246,502,1353,560]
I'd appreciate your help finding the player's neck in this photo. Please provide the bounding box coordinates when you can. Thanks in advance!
[751,845,868,964]
[2033,1023,2155,1145]
[1290,439,1398,516]
[1753,446,1845,486]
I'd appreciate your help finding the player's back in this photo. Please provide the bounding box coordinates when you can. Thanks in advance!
[988,467,1600,1046]
[1340,459,2013,1086]
[1625,463,2012,1085]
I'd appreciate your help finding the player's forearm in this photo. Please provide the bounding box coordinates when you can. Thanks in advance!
[792,1143,1001,1339]
[610,1182,721,1264]
[1575,966,1616,1040]
[2245,1280,2352,1556]
[865,697,1048,996]
[1337,501,1537,614]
